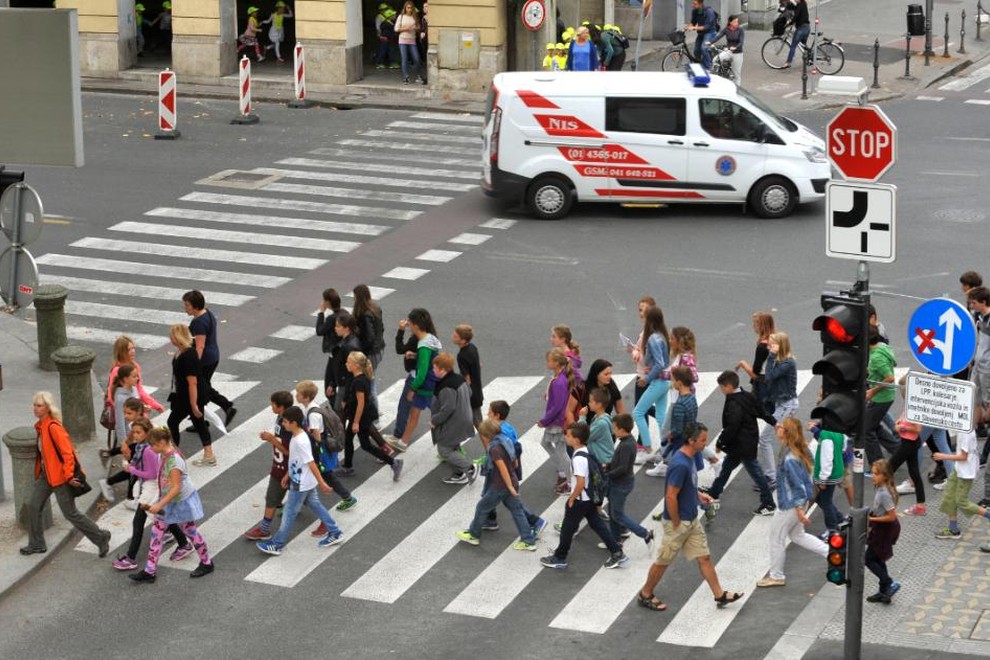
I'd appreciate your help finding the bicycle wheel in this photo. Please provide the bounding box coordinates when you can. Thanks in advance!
[661,48,689,72]
[761,37,790,69]
[814,42,845,75]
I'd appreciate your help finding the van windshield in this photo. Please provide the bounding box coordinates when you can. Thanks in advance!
[736,87,796,133]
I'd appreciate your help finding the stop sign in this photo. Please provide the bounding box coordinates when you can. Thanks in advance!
[826,105,897,182]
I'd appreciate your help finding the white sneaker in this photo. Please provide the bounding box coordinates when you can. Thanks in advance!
[386,436,409,452]
[933,481,947,491]
[645,462,667,477]
[634,450,650,466]
[895,479,916,495]
[98,478,115,503]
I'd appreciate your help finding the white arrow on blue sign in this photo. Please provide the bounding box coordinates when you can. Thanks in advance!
[908,298,978,376]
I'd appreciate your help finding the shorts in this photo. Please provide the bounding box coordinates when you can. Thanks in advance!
[655,517,709,565]
[265,475,288,509]
[411,392,432,410]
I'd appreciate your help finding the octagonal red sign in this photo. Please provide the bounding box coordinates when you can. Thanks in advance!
[826,105,897,182]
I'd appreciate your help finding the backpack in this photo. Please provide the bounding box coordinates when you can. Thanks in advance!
[607,29,630,50]
[372,310,386,354]
[575,449,606,506]
[710,9,721,33]
[304,402,345,475]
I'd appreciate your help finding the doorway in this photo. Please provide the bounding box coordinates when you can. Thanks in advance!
[359,0,427,87]
[234,0,295,75]
[136,0,173,69]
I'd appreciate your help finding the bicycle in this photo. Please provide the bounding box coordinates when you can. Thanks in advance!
[761,24,845,75]
[659,30,736,81]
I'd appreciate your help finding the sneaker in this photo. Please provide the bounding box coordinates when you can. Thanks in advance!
[554,479,571,495]
[129,570,156,583]
[512,540,537,552]
[481,521,500,531]
[553,522,564,533]
[112,555,137,571]
[889,581,901,595]
[754,504,776,516]
[375,64,385,69]
[419,77,428,85]
[532,518,548,539]
[903,504,927,516]
[895,479,916,495]
[928,464,947,483]
[597,541,623,550]
[257,55,266,63]
[466,464,478,484]
[192,456,217,467]
[540,554,568,569]
[190,561,215,578]
[310,522,328,538]
[645,462,667,477]
[644,530,655,545]
[389,456,403,481]
[97,530,112,558]
[599,509,610,522]
[98,478,115,503]
[257,541,283,556]
[123,498,139,511]
[243,525,272,541]
[603,552,630,569]
[386,436,409,452]
[224,407,238,426]
[456,530,480,546]
[318,532,344,548]
[866,591,890,603]
[935,527,961,540]
[169,544,195,562]
[336,497,359,512]
[620,530,632,540]
[389,63,400,69]
[443,472,470,485]
[634,448,650,465]
[403,77,410,84]
[757,575,786,588]
[933,481,947,491]
[333,466,355,476]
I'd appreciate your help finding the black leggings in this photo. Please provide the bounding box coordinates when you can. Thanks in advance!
[167,404,211,448]
[888,439,925,504]
[864,546,893,593]
[344,425,393,469]
[127,507,188,560]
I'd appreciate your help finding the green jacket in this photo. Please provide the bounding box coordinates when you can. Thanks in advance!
[867,343,896,404]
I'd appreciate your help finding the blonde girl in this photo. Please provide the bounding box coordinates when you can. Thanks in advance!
[741,331,798,486]
[539,348,576,494]
[165,324,214,466]
[633,306,670,457]
[757,418,827,588]
[343,352,402,479]
[395,1,424,84]
[738,311,776,400]
[865,459,901,603]
[107,335,164,413]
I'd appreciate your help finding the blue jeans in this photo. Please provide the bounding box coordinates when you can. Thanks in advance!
[815,484,844,531]
[399,43,421,79]
[787,24,810,64]
[393,376,414,437]
[709,453,774,508]
[634,379,669,449]
[468,486,535,544]
[694,32,715,69]
[607,479,648,540]
[271,487,341,548]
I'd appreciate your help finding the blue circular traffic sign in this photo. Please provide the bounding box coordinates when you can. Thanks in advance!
[907,298,977,376]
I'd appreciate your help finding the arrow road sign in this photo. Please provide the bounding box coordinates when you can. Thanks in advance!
[825,181,896,263]
[908,298,978,376]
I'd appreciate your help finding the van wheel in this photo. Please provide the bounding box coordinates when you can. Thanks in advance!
[526,175,573,220]
[749,176,797,218]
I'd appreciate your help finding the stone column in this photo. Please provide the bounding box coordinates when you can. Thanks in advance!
[172,0,237,81]
[33,284,69,373]
[297,0,361,85]
[3,427,52,530]
[430,0,507,95]
[51,346,97,445]
[56,0,135,75]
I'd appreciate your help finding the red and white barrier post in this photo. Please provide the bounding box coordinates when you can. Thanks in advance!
[231,55,260,125]
[154,68,180,140]
[288,42,314,108]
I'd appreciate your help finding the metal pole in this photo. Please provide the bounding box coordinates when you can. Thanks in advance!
[901,32,913,79]
[871,38,881,88]
[634,5,645,71]
[978,1,984,41]
[959,9,967,53]
[5,186,21,308]
[925,0,934,56]
[944,12,950,57]
[801,47,809,99]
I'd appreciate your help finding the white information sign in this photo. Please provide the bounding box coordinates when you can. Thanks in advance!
[904,371,976,432]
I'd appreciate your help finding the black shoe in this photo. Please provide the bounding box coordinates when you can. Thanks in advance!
[190,561,215,578]
[19,546,47,556]
[97,530,112,558]
[224,407,238,426]
[928,464,947,483]
[129,570,156,583]
[979,499,990,508]
[866,591,891,604]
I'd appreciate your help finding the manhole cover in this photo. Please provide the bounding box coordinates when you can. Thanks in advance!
[196,169,281,190]
[933,209,986,223]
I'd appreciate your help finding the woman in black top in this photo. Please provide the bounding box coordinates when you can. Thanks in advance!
[737,311,775,410]
[317,288,342,398]
[581,359,626,423]
[785,0,810,66]
[166,324,214,466]
[352,284,385,369]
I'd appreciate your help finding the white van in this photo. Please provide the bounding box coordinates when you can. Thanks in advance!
[481,69,830,219]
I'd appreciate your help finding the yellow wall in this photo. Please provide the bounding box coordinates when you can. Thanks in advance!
[173,0,221,37]
[56,0,118,34]
[296,0,347,41]
[430,0,505,48]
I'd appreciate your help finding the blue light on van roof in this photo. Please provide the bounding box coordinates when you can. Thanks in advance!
[686,63,711,86]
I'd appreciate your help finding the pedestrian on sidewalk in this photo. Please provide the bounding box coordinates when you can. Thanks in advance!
[165,324,215,466]
[431,352,477,485]
[244,391,295,542]
[633,306,671,462]
[183,290,237,431]
[21,392,112,557]
[387,308,441,453]
[933,430,990,539]
[317,288,343,400]
[540,348,576,494]
[395,1,424,84]
[452,324,484,430]
[865,459,901,604]
[637,422,744,612]
[784,0,810,68]
[129,427,214,582]
[756,418,827,588]
[739,332,797,487]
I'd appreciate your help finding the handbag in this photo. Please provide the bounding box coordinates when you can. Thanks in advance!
[47,424,93,498]
[99,400,115,431]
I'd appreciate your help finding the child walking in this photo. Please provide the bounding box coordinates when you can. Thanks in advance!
[244,391,295,541]
[262,1,293,62]
[540,348,576,495]
[342,355,403,480]
[129,428,214,583]
[237,6,266,62]
[99,396,144,504]
[933,429,990,539]
[605,414,654,547]
[865,459,901,603]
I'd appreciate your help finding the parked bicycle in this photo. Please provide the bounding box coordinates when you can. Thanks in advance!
[660,30,736,81]
[761,24,845,74]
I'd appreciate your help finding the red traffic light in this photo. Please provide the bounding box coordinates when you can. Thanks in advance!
[812,303,863,345]
[829,533,845,549]
[823,318,854,344]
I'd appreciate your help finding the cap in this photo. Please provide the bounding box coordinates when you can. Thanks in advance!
[162,1,171,9]
[247,6,259,14]
[378,2,389,8]
[546,42,555,50]
[555,43,565,49]
[581,20,590,26]
[604,24,613,31]
[135,3,145,11]
[276,0,287,6]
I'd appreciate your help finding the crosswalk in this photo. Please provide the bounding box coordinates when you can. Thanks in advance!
[85,368,832,647]
[37,111,486,358]
[918,62,990,105]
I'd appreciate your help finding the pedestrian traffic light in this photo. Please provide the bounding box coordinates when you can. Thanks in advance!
[811,293,870,434]
[826,525,849,585]
[0,166,24,202]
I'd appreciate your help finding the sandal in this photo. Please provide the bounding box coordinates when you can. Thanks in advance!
[714,590,744,608]
[637,591,667,611]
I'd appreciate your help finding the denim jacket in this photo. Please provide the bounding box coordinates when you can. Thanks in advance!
[776,453,815,510]
[763,355,797,403]
[643,333,670,384]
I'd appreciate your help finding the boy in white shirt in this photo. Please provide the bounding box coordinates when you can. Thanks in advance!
[256,406,344,555]
[933,430,990,539]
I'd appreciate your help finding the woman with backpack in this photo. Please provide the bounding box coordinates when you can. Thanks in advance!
[352,284,385,369]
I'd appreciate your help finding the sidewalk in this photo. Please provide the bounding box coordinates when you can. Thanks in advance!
[0,311,105,601]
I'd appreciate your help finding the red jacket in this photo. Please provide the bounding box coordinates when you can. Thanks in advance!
[34,416,78,486]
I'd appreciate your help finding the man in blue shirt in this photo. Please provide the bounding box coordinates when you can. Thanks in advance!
[636,422,744,612]
[684,0,718,69]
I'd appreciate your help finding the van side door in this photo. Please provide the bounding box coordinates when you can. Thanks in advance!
[686,97,770,202]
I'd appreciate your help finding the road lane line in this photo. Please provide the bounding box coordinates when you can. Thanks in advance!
[416,249,462,262]
[146,206,388,236]
[66,326,170,349]
[270,325,316,341]
[306,148,480,169]
[110,221,360,253]
[359,129,482,145]
[229,347,284,363]
[448,232,491,245]
[40,275,254,307]
[262,182,451,207]
[410,111,483,123]
[337,139,479,157]
[381,266,429,281]
[479,218,517,230]
[181,191,420,221]
[387,120,482,133]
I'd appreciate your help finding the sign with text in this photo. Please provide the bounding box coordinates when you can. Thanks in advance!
[904,372,976,432]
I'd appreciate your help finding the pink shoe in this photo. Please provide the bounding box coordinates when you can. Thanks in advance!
[169,544,195,562]
[903,504,927,516]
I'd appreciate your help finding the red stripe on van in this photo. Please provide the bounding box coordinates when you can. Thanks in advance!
[517,90,560,108]
[594,189,705,199]
[534,114,605,138]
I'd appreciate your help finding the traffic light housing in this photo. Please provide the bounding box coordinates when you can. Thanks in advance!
[826,521,850,585]
[0,166,25,202]
[811,293,870,434]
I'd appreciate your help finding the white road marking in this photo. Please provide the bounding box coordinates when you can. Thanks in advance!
[64,300,189,326]
[963,99,990,105]
[919,171,980,177]
[36,253,290,288]
[916,95,944,101]
[410,111,483,124]
[40,275,254,307]
[360,129,482,145]
[71,237,327,271]
[181,191,419,221]
[337,139,480,157]
[479,218,517,230]
[276,157,479,181]
[110,220,360,254]
[147,206,388,236]
[252,167,476,193]
[448,232,491,245]
[381,266,429,280]
[269,325,316,341]
[387,120,482,133]
[263,182,452,207]
[307,147,481,169]
[66,326,169,349]
[939,62,990,90]
[416,249,462,262]
[229,347,284,363]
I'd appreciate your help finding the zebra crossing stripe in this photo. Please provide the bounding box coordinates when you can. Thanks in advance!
[147,206,388,236]
[382,266,429,281]
[449,232,491,245]
[262,182,452,207]
[306,148,481,170]
[479,218,517,230]
[71,237,327,271]
[252,167,476,193]
[64,300,190,326]
[657,370,816,648]
[360,129,482,145]
[276,158,479,182]
[41,275,254,307]
[337,139,479,157]
[110,221,361,254]
[66,326,170,350]
[270,325,315,341]
[387,120,482,134]
[181,191,420,222]
[244,377,543,588]
[36,253,292,288]
[229,347,284,364]
[416,249,462,263]
[410,111,482,124]
[939,62,990,90]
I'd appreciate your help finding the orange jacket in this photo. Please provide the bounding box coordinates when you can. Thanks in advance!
[34,416,78,486]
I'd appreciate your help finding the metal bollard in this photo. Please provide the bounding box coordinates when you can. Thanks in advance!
[3,427,53,530]
[33,284,68,372]
[801,47,809,99]
[51,346,98,445]
[944,12,950,56]
[960,9,967,53]
[901,33,915,79]
[978,1,985,41]
[872,38,881,88]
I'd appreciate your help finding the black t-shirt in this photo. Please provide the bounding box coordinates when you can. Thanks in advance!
[345,374,378,425]
[457,343,484,409]
[172,349,206,405]
[189,310,219,366]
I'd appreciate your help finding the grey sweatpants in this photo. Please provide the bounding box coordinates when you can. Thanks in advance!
[541,426,571,478]
[437,435,473,476]
[28,477,104,551]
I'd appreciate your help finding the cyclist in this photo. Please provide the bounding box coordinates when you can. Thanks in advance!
[684,0,719,70]
[785,0,810,68]
[713,14,744,84]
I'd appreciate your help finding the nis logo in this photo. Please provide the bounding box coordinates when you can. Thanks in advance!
[546,117,580,131]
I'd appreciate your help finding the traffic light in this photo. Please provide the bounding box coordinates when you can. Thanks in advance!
[0,166,25,202]
[826,523,849,585]
[811,293,870,434]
